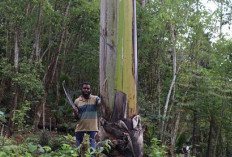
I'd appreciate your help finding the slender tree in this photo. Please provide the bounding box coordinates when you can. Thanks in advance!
[7,30,19,137]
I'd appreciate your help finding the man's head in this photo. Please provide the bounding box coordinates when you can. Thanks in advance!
[81,82,91,99]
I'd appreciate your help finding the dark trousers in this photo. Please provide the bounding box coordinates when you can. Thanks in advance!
[75,131,97,149]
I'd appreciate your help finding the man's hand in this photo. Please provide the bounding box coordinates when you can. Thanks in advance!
[73,107,79,119]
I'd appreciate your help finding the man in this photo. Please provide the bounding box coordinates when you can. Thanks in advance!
[182,142,190,157]
[73,82,100,149]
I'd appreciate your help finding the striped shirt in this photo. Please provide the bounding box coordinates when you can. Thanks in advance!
[74,94,100,132]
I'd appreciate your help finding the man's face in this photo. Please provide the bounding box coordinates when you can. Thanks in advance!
[81,84,91,98]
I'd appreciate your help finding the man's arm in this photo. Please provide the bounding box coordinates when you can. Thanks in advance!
[73,99,79,120]
[73,107,79,118]
[96,96,101,105]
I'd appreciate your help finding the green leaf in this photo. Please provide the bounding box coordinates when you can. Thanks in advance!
[28,144,37,152]
[38,147,45,153]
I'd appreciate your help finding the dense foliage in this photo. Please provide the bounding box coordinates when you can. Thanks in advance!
[0,131,111,157]
[0,0,232,156]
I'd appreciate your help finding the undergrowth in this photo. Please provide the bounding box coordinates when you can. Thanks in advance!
[0,131,110,157]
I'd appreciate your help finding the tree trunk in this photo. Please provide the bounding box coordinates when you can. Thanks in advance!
[7,86,19,137]
[138,0,146,7]
[219,0,223,38]
[54,70,61,107]
[0,80,7,103]
[99,1,143,156]
[7,30,19,137]
[33,2,43,61]
[157,49,162,118]
[213,98,226,157]
[170,111,181,156]
[54,36,69,107]
[192,109,197,156]
[33,91,48,130]
[206,115,214,157]
[161,22,177,141]
[33,0,71,130]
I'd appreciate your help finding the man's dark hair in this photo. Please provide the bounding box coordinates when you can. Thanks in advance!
[81,82,91,88]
